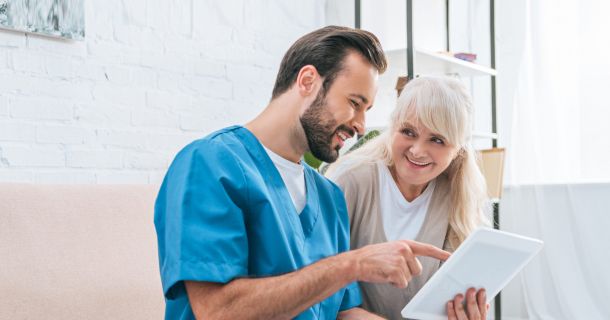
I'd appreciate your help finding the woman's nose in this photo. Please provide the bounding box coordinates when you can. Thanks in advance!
[409,140,427,158]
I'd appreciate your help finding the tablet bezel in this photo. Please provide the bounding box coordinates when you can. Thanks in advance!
[401,228,543,319]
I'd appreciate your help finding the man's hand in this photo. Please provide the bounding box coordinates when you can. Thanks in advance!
[346,240,451,288]
[184,240,450,319]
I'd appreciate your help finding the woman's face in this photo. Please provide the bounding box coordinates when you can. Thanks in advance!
[390,115,460,188]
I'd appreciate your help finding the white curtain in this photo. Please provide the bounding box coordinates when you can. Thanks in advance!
[499,0,610,319]
[504,0,610,184]
[502,184,610,319]
[504,0,581,184]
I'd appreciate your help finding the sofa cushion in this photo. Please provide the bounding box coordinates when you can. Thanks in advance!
[0,184,164,319]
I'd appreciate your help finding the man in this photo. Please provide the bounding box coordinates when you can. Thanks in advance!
[154,26,450,320]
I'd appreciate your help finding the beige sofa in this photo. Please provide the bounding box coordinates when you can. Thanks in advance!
[0,184,165,319]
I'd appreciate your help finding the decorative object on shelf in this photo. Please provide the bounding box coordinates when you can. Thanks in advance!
[477,148,506,199]
[453,52,478,63]
[438,51,478,62]
[395,76,409,97]
[0,0,85,40]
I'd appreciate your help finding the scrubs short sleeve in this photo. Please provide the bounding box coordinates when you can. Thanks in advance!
[155,139,249,300]
[339,282,363,311]
[329,183,363,312]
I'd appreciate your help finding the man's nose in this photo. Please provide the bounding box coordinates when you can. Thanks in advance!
[351,110,366,136]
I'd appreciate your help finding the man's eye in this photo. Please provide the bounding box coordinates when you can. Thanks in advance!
[350,100,360,109]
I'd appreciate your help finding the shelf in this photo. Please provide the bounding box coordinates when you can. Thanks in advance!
[472,131,499,140]
[385,48,497,77]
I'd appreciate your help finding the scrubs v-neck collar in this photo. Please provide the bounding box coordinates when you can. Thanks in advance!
[234,126,321,239]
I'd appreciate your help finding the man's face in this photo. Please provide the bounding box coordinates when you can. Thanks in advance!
[300,53,378,163]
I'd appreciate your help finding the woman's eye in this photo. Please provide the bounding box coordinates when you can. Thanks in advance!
[401,129,416,137]
[431,137,445,145]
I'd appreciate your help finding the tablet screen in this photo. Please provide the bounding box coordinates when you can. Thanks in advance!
[401,228,543,320]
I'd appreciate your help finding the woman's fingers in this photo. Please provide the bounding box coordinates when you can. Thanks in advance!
[448,288,487,320]
[453,294,469,320]
[465,288,481,320]
[477,289,487,319]
[447,301,458,320]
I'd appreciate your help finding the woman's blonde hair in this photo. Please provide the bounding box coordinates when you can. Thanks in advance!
[326,76,490,248]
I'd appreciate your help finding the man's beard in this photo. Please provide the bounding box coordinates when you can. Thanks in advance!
[300,89,354,163]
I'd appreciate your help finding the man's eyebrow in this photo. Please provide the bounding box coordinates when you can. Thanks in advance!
[349,94,369,105]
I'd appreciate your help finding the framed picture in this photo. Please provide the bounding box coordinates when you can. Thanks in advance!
[0,0,84,40]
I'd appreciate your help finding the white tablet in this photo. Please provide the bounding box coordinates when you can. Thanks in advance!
[401,228,543,320]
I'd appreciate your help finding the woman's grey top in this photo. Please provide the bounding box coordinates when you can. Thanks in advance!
[333,162,456,320]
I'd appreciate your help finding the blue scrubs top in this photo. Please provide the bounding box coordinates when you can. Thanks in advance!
[154,126,361,319]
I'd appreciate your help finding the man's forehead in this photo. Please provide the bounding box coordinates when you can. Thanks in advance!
[335,67,378,99]
[341,58,377,78]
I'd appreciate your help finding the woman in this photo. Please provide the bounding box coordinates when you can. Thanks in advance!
[326,76,490,319]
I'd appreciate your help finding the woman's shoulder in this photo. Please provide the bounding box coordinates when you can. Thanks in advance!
[328,160,379,187]
[433,173,452,194]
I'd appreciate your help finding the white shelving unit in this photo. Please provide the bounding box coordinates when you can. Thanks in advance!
[377,47,498,140]
[386,48,497,77]
[472,131,499,140]
[355,0,503,318]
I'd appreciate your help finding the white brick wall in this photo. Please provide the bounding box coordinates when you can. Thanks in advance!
[0,0,326,184]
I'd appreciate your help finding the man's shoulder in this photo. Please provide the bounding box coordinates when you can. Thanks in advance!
[167,125,256,177]
[178,125,249,158]
[190,125,244,148]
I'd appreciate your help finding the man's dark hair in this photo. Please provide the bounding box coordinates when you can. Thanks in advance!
[271,26,387,99]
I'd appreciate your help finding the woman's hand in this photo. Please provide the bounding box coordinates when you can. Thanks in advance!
[446,287,489,320]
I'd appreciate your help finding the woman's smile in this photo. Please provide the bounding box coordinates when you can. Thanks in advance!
[405,153,432,167]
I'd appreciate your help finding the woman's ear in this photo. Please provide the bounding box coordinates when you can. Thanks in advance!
[444,148,465,176]
[296,65,320,97]
[454,147,466,161]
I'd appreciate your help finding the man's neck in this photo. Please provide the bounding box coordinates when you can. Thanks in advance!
[245,94,307,164]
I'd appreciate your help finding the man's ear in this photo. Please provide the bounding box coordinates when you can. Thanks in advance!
[296,65,320,97]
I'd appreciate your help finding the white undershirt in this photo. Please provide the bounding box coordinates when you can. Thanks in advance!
[377,162,436,241]
[263,146,306,214]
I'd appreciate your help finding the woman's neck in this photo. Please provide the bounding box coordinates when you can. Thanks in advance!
[388,165,429,202]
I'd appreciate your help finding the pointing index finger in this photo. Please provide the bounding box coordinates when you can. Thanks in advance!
[403,240,451,261]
